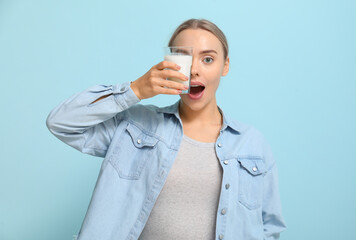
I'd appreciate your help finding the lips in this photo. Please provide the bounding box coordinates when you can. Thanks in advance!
[188,81,205,100]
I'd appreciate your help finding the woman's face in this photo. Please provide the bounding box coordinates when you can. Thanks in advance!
[172,28,229,112]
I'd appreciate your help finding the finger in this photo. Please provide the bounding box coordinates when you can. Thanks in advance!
[154,61,181,71]
[156,78,188,90]
[159,69,188,82]
[158,87,183,95]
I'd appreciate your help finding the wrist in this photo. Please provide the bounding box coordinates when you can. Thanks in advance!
[130,81,142,100]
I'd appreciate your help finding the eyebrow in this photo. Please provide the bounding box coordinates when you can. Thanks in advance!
[199,50,218,55]
[171,49,218,55]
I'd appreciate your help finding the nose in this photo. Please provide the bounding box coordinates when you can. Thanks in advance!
[190,58,199,78]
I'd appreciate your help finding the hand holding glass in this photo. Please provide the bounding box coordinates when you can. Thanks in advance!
[164,46,193,94]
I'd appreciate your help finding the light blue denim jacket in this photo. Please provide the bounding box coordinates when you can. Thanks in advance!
[46,81,286,240]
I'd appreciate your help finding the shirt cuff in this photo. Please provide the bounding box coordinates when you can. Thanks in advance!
[112,81,140,109]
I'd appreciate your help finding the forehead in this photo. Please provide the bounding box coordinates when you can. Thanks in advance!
[172,29,223,54]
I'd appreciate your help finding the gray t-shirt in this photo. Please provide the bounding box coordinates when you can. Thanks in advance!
[138,134,223,239]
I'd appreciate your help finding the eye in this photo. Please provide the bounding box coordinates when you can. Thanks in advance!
[203,57,214,64]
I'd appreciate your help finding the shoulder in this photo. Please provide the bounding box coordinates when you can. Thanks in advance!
[116,103,176,134]
[234,119,270,148]
[118,103,164,124]
[223,112,266,142]
[126,103,161,115]
[123,100,179,119]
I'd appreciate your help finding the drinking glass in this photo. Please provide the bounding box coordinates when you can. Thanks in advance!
[164,46,193,94]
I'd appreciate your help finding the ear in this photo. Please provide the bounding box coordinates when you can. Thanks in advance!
[222,56,230,76]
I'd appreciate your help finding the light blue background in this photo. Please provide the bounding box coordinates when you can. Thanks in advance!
[1,0,355,239]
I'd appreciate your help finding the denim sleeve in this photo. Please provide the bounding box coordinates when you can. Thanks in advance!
[262,145,287,239]
[46,81,140,158]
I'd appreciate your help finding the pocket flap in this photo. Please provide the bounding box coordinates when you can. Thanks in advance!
[126,123,159,148]
[237,156,266,176]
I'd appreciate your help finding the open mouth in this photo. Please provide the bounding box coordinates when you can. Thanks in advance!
[189,85,205,95]
[188,82,205,100]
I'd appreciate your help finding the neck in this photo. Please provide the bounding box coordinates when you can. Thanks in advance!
[179,99,222,126]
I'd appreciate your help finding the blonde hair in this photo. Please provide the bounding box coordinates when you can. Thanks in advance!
[168,18,229,60]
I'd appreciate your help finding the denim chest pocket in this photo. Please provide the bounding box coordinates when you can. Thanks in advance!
[108,122,159,180]
[237,157,266,210]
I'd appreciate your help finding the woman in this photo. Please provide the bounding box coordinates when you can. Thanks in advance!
[47,18,286,240]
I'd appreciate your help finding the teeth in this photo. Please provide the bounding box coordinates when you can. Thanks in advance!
[191,85,202,87]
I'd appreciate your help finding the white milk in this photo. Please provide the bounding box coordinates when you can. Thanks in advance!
[164,54,192,94]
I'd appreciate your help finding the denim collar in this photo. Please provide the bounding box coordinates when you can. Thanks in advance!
[157,100,241,134]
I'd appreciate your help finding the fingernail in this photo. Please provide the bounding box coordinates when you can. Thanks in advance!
[185,76,189,80]
[184,85,189,89]
[177,90,182,94]
[176,64,181,69]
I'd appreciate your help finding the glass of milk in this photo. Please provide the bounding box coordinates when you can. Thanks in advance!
[164,46,193,94]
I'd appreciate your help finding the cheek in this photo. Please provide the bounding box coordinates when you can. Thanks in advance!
[202,66,222,84]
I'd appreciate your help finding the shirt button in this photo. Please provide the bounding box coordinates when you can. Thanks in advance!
[217,143,222,148]
[219,234,224,239]
[225,183,230,189]
[221,208,227,215]
[120,87,126,91]
[223,160,229,165]
[137,139,142,144]
[252,167,257,172]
